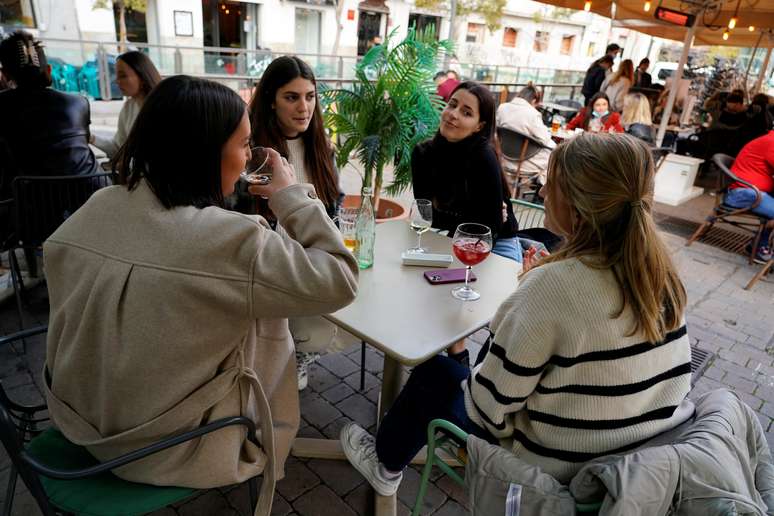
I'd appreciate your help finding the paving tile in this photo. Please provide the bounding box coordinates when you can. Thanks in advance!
[434,470,468,508]
[432,499,468,516]
[342,370,380,392]
[276,457,321,502]
[270,492,294,516]
[307,459,365,496]
[336,393,377,429]
[397,466,447,514]
[322,416,355,440]
[317,352,360,378]
[342,482,373,516]
[296,425,326,439]
[299,392,343,429]
[292,485,357,516]
[306,363,342,394]
[173,489,236,515]
[321,383,355,404]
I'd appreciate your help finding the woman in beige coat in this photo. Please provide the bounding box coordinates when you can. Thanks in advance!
[42,75,358,512]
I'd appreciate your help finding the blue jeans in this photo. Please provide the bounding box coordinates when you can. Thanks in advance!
[375,355,497,471]
[492,236,523,263]
[725,188,774,247]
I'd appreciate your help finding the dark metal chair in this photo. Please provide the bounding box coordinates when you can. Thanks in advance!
[5,173,112,334]
[554,98,582,120]
[686,154,773,289]
[497,128,547,202]
[0,327,262,516]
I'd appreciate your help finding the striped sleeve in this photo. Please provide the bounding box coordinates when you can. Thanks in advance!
[463,268,560,438]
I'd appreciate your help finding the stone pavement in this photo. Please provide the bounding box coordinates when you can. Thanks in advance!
[1,221,773,515]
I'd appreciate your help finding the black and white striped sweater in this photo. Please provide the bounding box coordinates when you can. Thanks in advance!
[462,257,694,483]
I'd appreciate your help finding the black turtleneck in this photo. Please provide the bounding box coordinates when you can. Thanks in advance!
[411,134,518,240]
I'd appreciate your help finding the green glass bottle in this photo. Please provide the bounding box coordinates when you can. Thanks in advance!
[355,187,375,269]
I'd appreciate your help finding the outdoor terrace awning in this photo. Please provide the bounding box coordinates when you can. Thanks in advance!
[537,0,774,47]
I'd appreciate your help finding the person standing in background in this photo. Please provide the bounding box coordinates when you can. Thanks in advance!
[601,59,634,112]
[581,55,614,106]
[634,58,652,89]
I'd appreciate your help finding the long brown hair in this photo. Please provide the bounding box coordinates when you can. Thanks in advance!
[609,59,634,86]
[579,92,611,130]
[537,133,686,343]
[248,56,338,208]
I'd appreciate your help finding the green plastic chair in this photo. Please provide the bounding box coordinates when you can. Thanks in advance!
[412,419,602,516]
[0,328,260,516]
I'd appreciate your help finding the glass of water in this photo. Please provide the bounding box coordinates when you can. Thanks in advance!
[240,146,272,185]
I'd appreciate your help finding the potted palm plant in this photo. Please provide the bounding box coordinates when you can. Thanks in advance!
[322,27,452,216]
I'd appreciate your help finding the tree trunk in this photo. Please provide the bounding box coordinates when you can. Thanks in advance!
[331,0,345,56]
[118,3,127,53]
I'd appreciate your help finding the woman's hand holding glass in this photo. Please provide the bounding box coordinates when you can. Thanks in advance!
[246,147,297,199]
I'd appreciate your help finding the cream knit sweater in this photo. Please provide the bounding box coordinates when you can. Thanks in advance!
[463,257,694,483]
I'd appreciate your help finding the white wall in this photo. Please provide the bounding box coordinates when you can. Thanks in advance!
[74,0,117,41]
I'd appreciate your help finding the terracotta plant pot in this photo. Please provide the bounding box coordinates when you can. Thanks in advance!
[342,195,407,223]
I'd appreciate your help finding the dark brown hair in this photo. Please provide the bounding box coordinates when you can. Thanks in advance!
[115,75,245,209]
[0,31,50,89]
[117,51,161,97]
[579,92,612,130]
[248,56,338,208]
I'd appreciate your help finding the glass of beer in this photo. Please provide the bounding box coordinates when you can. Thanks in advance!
[337,208,359,253]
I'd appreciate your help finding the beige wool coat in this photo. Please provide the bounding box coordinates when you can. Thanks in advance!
[42,181,358,511]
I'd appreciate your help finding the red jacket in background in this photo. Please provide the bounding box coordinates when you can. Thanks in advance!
[437,79,460,102]
[731,130,774,193]
[566,109,624,133]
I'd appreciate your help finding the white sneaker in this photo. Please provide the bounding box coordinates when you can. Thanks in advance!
[340,422,402,496]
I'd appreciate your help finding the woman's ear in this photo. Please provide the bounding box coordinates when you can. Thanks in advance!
[474,121,485,133]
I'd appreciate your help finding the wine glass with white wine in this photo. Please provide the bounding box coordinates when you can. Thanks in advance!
[407,199,433,253]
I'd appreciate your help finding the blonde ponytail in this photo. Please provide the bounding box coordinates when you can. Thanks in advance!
[536,133,686,343]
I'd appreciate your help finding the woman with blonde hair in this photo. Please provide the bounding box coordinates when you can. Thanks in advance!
[340,133,694,493]
[622,92,654,143]
[601,59,634,112]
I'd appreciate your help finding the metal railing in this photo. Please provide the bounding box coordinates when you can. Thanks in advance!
[39,37,586,102]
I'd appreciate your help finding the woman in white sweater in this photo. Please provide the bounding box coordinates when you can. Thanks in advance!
[91,51,161,158]
[601,59,634,112]
[340,133,694,495]
[246,56,343,391]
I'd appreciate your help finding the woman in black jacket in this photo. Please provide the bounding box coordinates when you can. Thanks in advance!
[411,81,520,262]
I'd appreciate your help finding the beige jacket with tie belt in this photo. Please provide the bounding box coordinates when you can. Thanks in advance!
[42,181,358,510]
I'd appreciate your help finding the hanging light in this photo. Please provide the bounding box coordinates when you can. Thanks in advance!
[748,25,755,31]
[728,0,740,29]
[722,29,730,40]
[584,0,592,11]
[643,0,651,11]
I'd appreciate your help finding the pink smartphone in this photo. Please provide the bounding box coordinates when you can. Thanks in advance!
[424,268,477,285]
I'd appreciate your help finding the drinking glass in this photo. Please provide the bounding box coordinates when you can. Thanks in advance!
[407,199,433,253]
[451,223,492,301]
[337,207,359,253]
[240,146,271,185]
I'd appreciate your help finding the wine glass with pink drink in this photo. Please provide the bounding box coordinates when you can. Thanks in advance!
[451,223,492,301]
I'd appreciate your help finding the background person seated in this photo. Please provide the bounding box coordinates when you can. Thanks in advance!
[725,130,774,263]
[437,69,461,103]
[0,30,99,201]
[91,51,161,159]
[621,92,655,144]
[496,84,556,186]
[339,133,693,494]
[566,92,624,133]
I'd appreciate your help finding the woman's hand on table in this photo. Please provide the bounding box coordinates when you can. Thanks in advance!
[248,148,297,199]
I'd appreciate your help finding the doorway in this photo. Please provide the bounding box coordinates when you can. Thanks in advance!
[357,11,382,55]
[295,8,322,55]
